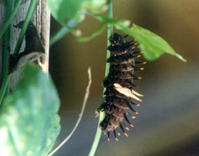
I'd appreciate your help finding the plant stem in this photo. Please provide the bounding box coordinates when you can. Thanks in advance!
[0,76,10,105]
[2,0,12,77]
[1,0,13,95]
[88,112,105,156]
[50,19,79,46]
[13,0,37,55]
[105,0,113,77]
[88,0,113,156]
[0,0,22,39]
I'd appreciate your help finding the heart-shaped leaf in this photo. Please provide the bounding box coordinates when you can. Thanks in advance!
[115,24,186,62]
[47,0,106,26]
[0,64,60,156]
[47,0,85,24]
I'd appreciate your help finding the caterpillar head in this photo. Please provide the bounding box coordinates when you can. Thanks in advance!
[110,33,127,46]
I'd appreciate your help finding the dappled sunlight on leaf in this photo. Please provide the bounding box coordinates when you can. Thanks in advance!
[0,64,60,156]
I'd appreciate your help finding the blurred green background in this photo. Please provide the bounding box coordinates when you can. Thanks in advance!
[49,0,199,155]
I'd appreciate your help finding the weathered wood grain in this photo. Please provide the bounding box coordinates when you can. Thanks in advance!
[0,0,50,89]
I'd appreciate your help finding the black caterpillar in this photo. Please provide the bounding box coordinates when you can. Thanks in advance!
[98,33,146,142]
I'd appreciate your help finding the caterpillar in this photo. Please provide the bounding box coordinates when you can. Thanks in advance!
[98,33,146,142]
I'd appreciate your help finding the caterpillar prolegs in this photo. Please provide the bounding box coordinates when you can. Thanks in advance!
[98,33,146,142]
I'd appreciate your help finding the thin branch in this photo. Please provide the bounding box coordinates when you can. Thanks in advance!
[0,76,10,105]
[88,0,113,155]
[88,112,105,156]
[1,0,13,95]
[48,67,92,156]
[50,19,79,46]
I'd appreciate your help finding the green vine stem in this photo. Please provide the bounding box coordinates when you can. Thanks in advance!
[0,76,10,105]
[0,0,22,39]
[50,19,79,46]
[0,0,37,103]
[88,112,105,156]
[88,0,113,156]
[2,0,13,78]
[105,0,113,77]
[1,0,13,97]
[13,0,37,55]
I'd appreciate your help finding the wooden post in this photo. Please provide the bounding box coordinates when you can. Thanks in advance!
[0,0,50,88]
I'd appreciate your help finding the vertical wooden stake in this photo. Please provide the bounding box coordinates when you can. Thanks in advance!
[0,0,50,88]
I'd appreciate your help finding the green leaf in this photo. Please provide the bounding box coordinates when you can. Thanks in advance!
[84,0,106,12]
[0,64,60,156]
[47,0,107,38]
[92,14,130,27]
[47,0,86,37]
[77,14,130,42]
[50,18,81,45]
[47,0,107,24]
[47,0,85,24]
[115,23,186,62]
[77,23,106,42]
